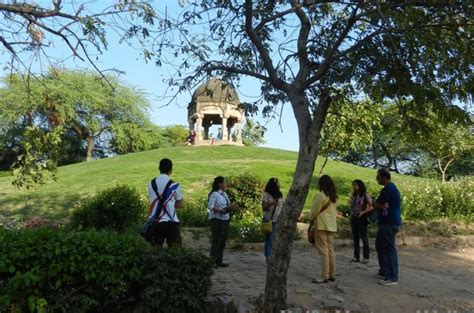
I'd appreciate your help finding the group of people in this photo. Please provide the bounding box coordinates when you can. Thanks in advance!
[145,158,401,286]
[185,128,223,145]
[304,170,401,286]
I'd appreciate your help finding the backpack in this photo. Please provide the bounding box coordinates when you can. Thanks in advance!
[140,178,173,241]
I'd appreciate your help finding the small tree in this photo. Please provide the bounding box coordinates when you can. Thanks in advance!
[413,116,472,183]
[240,119,266,146]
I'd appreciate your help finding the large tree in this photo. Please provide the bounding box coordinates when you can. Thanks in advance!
[154,1,473,311]
[0,69,153,166]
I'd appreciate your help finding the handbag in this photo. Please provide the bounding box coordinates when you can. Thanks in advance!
[260,201,277,235]
[260,219,272,235]
[307,200,331,244]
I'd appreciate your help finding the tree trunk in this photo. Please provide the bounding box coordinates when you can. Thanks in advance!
[263,90,330,312]
[86,136,94,162]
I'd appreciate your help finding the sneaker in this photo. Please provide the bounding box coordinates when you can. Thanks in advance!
[378,279,398,286]
[350,258,360,262]
[328,277,336,282]
[311,278,329,284]
[217,262,229,268]
[374,273,385,279]
[362,259,369,264]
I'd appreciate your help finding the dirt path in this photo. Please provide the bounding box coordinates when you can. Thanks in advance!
[183,231,474,312]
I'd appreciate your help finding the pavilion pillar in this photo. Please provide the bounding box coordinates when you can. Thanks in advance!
[236,122,243,145]
[222,117,228,141]
[195,116,203,144]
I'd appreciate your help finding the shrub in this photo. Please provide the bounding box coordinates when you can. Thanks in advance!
[179,198,209,227]
[69,184,147,231]
[225,174,266,242]
[401,177,473,221]
[229,210,264,243]
[226,173,265,218]
[0,228,214,313]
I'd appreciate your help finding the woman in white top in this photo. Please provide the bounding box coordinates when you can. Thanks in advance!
[262,177,283,264]
[208,176,238,267]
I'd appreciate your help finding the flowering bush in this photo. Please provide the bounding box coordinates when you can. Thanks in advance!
[229,210,264,243]
[402,177,473,221]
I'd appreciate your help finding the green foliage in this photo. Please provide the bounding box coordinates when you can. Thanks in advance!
[226,173,265,217]
[319,99,381,174]
[11,126,62,190]
[239,119,266,146]
[136,246,214,313]
[179,198,209,227]
[159,125,189,147]
[0,69,153,169]
[226,173,266,242]
[402,177,474,221]
[69,185,147,232]
[0,228,213,313]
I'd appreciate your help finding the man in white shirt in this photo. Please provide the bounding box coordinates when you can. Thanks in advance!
[147,158,183,247]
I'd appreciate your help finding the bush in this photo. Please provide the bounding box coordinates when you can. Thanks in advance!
[226,173,265,218]
[226,174,266,242]
[229,210,265,243]
[69,184,147,231]
[179,198,209,227]
[401,177,473,221]
[0,227,214,313]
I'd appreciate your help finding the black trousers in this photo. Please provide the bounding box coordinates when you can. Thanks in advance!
[149,221,181,247]
[351,216,369,260]
[210,218,230,265]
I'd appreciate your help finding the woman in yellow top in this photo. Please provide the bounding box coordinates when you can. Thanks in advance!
[309,175,340,283]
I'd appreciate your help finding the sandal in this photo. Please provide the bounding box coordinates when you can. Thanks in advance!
[311,278,329,284]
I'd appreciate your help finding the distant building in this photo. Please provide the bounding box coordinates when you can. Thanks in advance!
[187,78,244,146]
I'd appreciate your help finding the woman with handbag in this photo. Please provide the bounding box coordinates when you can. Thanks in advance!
[308,175,340,283]
[349,179,373,264]
[261,178,283,265]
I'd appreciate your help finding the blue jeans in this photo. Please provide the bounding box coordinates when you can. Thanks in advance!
[376,224,400,282]
[264,222,276,257]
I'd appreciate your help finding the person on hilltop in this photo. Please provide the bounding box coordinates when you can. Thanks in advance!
[186,130,196,145]
[373,168,402,286]
[146,158,183,247]
[208,176,238,267]
[261,177,284,265]
[309,175,342,283]
[349,179,373,264]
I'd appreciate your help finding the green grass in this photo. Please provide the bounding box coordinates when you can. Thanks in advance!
[0,146,428,222]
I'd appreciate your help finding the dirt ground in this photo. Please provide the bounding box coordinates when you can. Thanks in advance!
[183,229,474,313]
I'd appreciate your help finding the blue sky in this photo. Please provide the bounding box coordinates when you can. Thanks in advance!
[0,1,300,151]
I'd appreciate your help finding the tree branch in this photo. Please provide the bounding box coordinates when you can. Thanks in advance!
[291,0,311,87]
[244,0,288,91]
[204,62,272,83]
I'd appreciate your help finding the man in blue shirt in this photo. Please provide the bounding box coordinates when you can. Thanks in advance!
[373,168,401,286]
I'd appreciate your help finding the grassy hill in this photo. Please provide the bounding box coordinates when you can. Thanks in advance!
[0,146,428,222]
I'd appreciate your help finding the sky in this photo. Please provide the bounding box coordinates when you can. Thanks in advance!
[0,0,300,152]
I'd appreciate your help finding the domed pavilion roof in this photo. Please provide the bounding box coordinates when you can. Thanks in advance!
[189,78,240,112]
